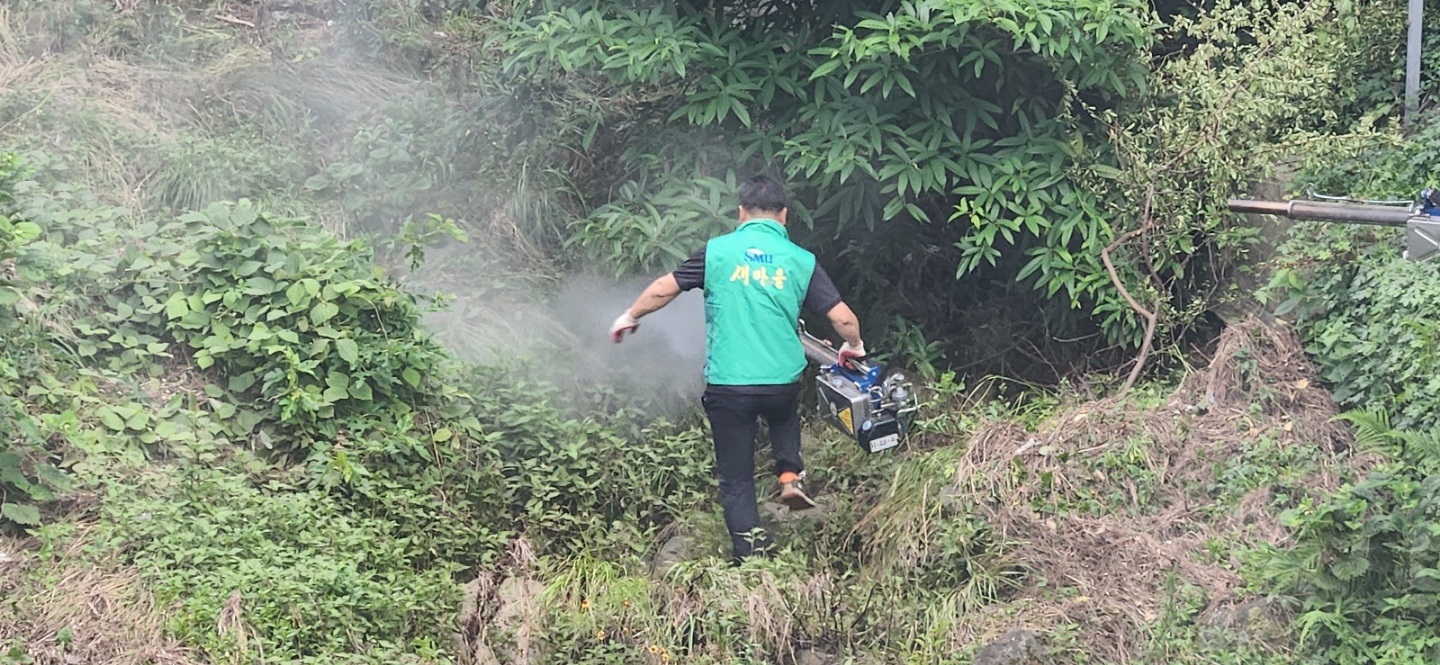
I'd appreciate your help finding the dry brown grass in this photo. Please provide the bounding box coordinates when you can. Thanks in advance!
[932,317,1372,661]
[468,317,1364,663]
[0,2,422,218]
[0,531,198,665]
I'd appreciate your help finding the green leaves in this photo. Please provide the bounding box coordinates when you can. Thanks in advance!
[1275,244,1440,433]
[99,468,483,664]
[165,291,190,319]
[569,175,736,275]
[95,404,150,432]
[0,400,72,528]
[500,0,1169,351]
[324,371,350,402]
[1258,411,1440,663]
[97,407,126,431]
[310,301,339,324]
[1,502,40,525]
[39,198,453,447]
[335,338,359,365]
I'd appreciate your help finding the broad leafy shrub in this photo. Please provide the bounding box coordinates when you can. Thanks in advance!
[105,200,450,440]
[489,0,1382,373]
[465,367,714,556]
[0,154,72,528]
[0,395,72,529]
[1253,411,1440,664]
[1260,106,1440,431]
[1285,107,1440,205]
[102,464,462,664]
[1260,217,1440,665]
[1,151,500,528]
[1253,111,1440,663]
[495,0,1156,343]
[1263,213,1440,432]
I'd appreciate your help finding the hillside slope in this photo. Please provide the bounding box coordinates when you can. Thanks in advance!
[1,154,1366,662]
[0,1,1397,664]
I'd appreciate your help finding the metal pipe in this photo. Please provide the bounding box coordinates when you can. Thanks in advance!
[800,329,842,365]
[1228,199,1414,227]
[1407,0,1424,126]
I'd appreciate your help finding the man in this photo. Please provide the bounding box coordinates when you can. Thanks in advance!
[609,174,865,561]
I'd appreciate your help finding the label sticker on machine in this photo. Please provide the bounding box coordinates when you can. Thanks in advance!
[870,433,900,452]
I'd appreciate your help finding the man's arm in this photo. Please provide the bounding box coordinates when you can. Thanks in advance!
[803,264,866,365]
[804,265,861,346]
[612,247,704,343]
[626,273,682,319]
[825,301,862,348]
[610,274,680,342]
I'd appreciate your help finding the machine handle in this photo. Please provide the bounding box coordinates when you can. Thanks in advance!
[799,328,873,372]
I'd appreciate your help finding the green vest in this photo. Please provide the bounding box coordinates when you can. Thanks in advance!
[702,219,816,385]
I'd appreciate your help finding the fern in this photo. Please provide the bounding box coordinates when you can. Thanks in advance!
[1336,409,1393,450]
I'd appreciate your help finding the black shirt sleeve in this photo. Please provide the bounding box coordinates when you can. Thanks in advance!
[672,246,706,291]
[675,246,842,313]
[804,264,843,316]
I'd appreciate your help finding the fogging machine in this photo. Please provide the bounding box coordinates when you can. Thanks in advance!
[799,324,918,453]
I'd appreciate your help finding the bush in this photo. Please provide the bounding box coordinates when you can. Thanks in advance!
[464,367,715,556]
[1252,411,1440,664]
[1261,107,1440,433]
[1265,236,1440,431]
[101,464,462,664]
[0,154,73,529]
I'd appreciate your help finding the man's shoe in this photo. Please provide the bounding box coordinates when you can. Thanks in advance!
[779,480,817,511]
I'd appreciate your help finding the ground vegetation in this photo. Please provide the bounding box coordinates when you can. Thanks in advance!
[1,1,1438,664]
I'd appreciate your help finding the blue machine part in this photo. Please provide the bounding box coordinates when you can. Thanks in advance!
[821,361,886,408]
[1421,187,1440,216]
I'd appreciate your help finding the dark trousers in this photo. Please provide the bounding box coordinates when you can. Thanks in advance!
[701,383,804,559]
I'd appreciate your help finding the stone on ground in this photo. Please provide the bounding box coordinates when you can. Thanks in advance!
[973,629,1048,665]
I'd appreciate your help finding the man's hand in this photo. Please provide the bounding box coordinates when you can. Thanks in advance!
[613,274,681,344]
[610,312,640,343]
[838,340,866,369]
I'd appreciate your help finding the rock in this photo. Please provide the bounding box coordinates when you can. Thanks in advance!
[491,577,544,664]
[1199,598,1286,649]
[494,577,544,626]
[973,630,1047,665]
[459,575,490,628]
[472,642,501,665]
[653,534,694,578]
[796,648,837,665]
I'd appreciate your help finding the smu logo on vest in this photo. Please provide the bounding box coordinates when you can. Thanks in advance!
[729,251,788,289]
[744,248,774,264]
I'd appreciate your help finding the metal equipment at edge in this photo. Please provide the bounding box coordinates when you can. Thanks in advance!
[798,324,918,454]
[1228,189,1440,262]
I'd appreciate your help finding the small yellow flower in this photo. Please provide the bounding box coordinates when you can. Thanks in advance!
[595,630,606,641]
[661,652,671,663]
[581,598,591,610]
[648,645,660,654]
[621,599,631,608]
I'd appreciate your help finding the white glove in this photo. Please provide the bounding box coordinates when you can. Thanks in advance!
[609,312,639,343]
[838,340,866,368]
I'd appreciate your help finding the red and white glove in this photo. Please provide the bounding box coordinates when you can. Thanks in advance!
[610,312,639,343]
[838,340,866,369]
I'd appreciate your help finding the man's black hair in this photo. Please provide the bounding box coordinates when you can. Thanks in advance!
[738,173,787,213]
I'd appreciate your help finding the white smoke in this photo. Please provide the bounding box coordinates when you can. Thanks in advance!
[420,271,709,413]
